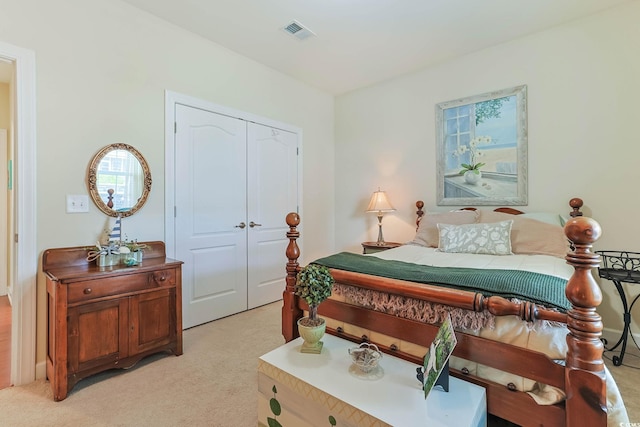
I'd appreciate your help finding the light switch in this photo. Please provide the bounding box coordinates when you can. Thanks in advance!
[66,195,89,213]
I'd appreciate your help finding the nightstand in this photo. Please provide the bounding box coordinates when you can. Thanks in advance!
[361,241,402,254]
[596,250,640,366]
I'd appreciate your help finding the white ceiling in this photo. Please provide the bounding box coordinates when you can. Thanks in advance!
[121,0,631,95]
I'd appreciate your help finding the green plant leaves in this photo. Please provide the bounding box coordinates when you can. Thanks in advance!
[294,264,334,308]
[269,398,282,416]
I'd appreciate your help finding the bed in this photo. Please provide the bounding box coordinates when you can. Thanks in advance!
[281,198,629,427]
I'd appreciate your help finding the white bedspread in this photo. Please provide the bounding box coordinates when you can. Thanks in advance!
[369,243,575,280]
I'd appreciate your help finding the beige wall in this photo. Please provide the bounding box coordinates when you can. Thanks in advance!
[335,2,640,337]
[0,0,335,369]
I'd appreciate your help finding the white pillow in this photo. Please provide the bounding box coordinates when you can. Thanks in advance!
[437,220,514,255]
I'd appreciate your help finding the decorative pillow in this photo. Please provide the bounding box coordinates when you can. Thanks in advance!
[437,220,514,255]
[412,210,478,248]
[519,212,563,227]
[477,210,569,259]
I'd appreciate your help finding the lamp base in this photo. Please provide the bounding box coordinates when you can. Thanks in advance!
[376,215,386,245]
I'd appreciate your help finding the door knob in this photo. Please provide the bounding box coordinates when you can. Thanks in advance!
[249,221,262,228]
[235,222,246,229]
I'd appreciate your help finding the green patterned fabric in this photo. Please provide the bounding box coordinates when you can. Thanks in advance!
[312,252,571,312]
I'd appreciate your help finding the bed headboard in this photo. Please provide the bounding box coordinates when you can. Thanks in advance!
[415,198,584,229]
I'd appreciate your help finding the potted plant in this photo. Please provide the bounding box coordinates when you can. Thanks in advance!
[454,136,491,185]
[124,239,146,265]
[294,264,334,354]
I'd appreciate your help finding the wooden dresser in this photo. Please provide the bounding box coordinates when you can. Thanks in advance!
[43,241,183,401]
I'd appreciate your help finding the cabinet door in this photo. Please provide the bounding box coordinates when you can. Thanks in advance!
[129,288,177,355]
[67,298,129,375]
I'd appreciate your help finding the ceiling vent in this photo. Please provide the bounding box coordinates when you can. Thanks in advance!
[282,20,316,41]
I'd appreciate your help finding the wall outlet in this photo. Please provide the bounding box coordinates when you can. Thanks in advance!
[66,194,89,213]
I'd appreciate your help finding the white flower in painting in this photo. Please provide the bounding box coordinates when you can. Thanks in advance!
[456,145,468,155]
[457,135,492,174]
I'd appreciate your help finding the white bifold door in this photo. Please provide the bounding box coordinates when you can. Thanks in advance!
[175,105,298,329]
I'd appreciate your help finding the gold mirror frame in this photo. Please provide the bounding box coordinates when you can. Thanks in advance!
[87,143,152,217]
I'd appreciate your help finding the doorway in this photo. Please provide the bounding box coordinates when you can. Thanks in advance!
[0,62,10,388]
[0,296,9,388]
[0,41,37,388]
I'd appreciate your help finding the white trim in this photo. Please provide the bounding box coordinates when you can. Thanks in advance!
[602,326,640,355]
[0,42,37,386]
[164,91,303,259]
[164,91,178,259]
[0,129,7,297]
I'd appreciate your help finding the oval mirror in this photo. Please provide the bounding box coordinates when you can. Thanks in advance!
[87,143,152,217]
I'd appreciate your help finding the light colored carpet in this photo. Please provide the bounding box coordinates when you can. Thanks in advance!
[0,301,637,426]
[604,347,640,423]
[0,302,284,427]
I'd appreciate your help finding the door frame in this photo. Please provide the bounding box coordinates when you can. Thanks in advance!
[0,41,37,385]
[164,91,303,261]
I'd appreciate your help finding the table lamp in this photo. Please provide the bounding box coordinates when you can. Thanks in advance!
[366,188,396,245]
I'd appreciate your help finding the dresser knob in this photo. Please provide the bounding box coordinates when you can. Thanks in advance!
[153,273,168,283]
[83,288,92,294]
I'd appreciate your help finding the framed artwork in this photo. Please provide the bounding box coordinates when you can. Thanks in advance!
[419,313,457,399]
[436,85,528,206]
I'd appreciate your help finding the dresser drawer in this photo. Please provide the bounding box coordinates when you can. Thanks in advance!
[67,268,177,303]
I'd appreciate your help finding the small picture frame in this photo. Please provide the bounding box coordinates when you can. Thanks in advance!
[419,313,457,399]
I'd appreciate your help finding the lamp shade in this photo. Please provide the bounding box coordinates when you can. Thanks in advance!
[366,189,395,213]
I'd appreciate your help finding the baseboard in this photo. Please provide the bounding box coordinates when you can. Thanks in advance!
[602,327,640,356]
[35,360,46,380]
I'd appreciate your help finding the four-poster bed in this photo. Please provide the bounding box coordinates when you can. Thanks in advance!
[281,198,628,427]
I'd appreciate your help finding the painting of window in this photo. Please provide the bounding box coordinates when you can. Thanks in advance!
[436,85,528,206]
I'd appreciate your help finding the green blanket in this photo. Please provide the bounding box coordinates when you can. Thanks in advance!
[313,252,571,312]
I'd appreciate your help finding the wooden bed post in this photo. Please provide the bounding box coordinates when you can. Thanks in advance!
[282,212,302,342]
[569,197,584,217]
[415,200,425,230]
[563,215,607,426]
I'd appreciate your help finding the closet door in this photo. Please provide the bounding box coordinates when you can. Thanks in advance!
[247,123,298,308]
[175,105,248,329]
